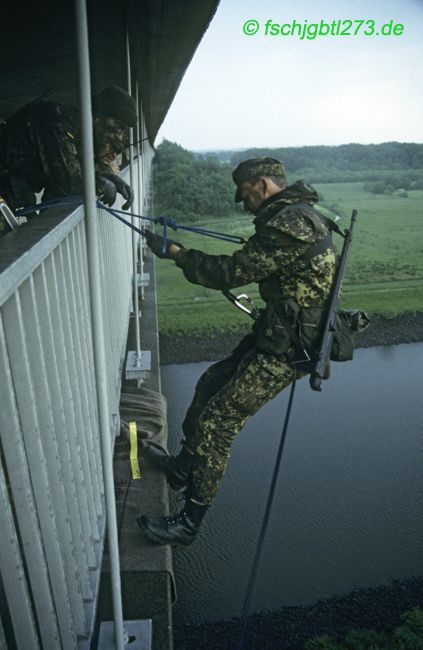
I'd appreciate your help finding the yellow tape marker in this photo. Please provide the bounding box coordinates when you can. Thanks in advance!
[129,421,141,480]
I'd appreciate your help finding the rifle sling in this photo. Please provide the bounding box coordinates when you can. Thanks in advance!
[277,209,337,358]
[296,232,333,264]
[293,202,345,238]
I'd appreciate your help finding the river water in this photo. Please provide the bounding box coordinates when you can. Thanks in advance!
[161,343,423,625]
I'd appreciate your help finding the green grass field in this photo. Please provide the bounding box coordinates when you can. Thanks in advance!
[155,182,423,335]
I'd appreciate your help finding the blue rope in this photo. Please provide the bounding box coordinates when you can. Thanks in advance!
[97,204,247,253]
[15,197,247,251]
[16,195,83,215]
[106,205,247,245]
[98,203,146,238]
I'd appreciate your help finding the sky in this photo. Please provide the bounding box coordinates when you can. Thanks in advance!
[156,0,423,150]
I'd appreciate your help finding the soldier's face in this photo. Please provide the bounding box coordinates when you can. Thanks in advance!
[93,116,128,164]
[239,179,266,215]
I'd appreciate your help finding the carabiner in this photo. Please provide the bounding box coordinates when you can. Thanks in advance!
[221,290,259,320]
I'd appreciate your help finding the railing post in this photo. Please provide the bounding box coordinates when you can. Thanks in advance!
[125,33,151,382]
[135,80,145,300]
[74,1,125,648]
[126,29,141,357]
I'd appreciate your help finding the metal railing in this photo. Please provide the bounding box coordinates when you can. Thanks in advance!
[0,148,152,647]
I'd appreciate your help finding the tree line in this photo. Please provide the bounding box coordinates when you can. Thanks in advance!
[154,140,423,220]
[228,142,423,178]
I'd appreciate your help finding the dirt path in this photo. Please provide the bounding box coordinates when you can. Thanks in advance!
[159,312,423,365]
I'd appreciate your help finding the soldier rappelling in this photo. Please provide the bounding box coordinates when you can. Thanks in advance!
[137,157,340,546]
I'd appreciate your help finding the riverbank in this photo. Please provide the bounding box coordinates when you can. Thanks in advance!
[173,576,423,650]
[159,311,423,365]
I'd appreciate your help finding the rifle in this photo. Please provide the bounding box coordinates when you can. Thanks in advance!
[309,209,358,392]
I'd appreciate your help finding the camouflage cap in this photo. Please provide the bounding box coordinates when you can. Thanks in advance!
[92,85,137,128]
[232,157,287,202]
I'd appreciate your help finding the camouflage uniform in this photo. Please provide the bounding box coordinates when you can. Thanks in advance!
[174,179,337,505]
[0,102,83,210]
[0,97,128,213]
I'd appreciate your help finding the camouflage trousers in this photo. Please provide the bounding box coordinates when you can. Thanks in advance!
[182,334,303,505]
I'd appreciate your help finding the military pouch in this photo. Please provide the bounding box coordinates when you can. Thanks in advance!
[331,309,370,362]
[297,306,369,366]
[255,299,300,358]
[298,306,325,352]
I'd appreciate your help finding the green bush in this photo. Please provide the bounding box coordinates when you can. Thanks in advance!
[154,140,235,221]
[304,609,423,650]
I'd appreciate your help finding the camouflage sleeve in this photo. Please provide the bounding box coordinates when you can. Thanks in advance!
[37,104,84,200]
[174,208,323,290]
[175,207,327,289]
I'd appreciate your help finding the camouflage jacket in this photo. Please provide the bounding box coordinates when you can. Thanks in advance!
[175,181,337,355]
[0,102,83,208]
[0,101,116,210]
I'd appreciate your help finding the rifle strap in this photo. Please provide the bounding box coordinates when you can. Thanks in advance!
[289,201,344,266]
[277,203,340,358]
[295,202,345,236]
[296,232,333,264]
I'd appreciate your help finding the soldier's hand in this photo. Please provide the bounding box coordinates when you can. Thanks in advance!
[97,175,117,206]
[144,229,183,259]
[102,172,134,210]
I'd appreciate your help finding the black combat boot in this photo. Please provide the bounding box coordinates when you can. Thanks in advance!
[140,442,195,490]
[137,498,208,547]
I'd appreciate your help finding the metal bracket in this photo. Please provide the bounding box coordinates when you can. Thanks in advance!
[125,350,151,381]
[98,619,152,649]
[111,413,120,436]
[136,272,150,288]
[0,199,27,231]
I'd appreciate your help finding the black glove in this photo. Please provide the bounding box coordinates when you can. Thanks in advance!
[144,229,183,259]
[102,172,134,210]
[97,175,117,206]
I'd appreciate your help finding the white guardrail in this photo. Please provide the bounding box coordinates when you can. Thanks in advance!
[0,153,152,648]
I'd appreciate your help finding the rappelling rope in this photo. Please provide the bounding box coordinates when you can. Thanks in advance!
[15,195,84,214]
[100,204,247,246]
[15,197,247,247]
[236,375,297,650]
